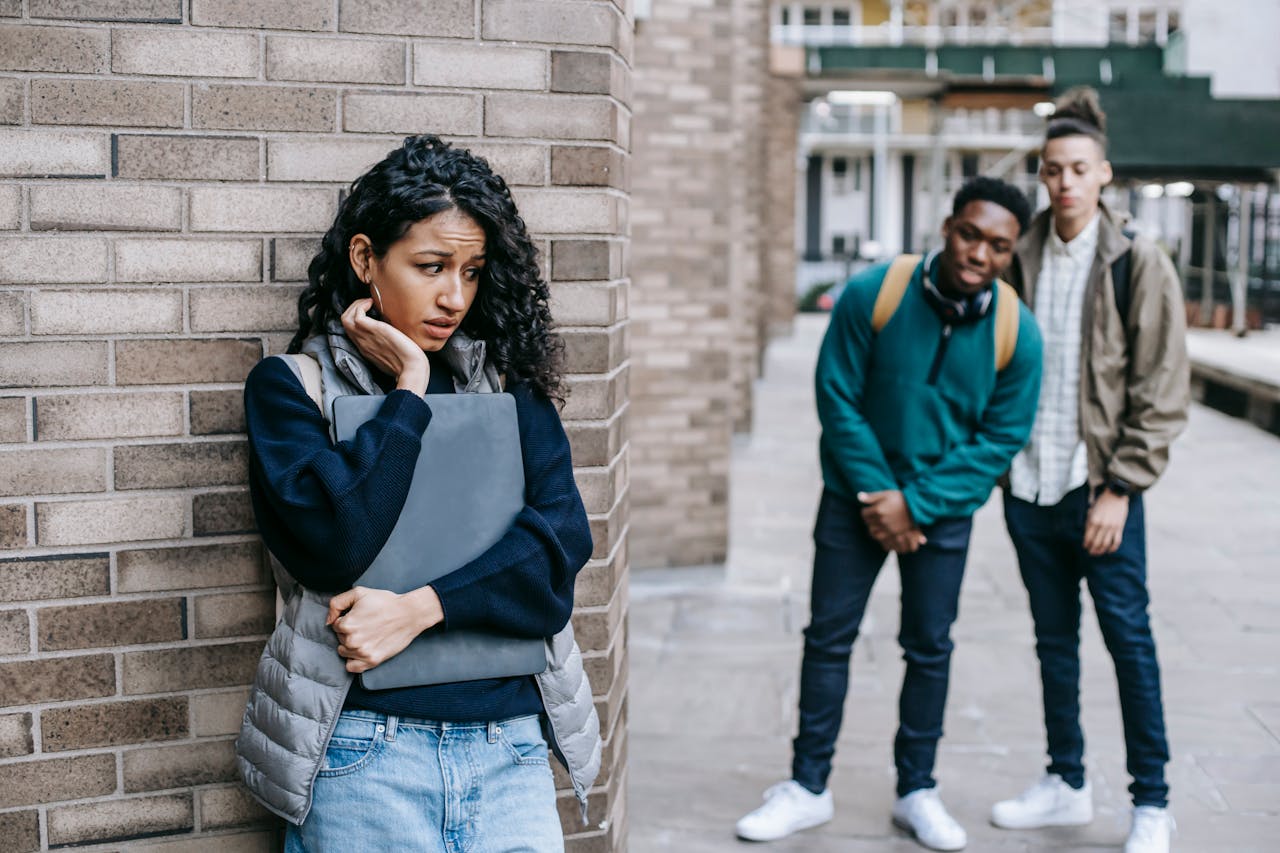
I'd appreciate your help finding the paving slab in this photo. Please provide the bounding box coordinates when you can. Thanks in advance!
[629,315,1280,851]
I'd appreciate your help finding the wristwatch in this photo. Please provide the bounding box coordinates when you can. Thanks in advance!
[1104,478,1134,498]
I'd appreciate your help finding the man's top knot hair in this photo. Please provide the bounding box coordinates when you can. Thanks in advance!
[1045,86,1107,147]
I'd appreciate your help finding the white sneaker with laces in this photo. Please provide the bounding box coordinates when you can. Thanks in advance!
[990,774,1093,829]
[735,780,833,842]
[891,788,967,851]
[1125,806,1174,853]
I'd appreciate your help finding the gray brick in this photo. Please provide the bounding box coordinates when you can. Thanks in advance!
[117,540,264,593]
[125,739,237,792]
[482,0,620,48]
[115,238,263,283]
[190,389,246,435]
[462,143,547,186]
[115,134,261,181]
[34,391,184,440]
[31,0,181,21]
[267,137,398,182]
[552,145,626,188]
[0,503,26,549]
[37,495,186,545]
[412,42,546,90]
[42,697,188,752]
[485,92,616,141]
[32,78,184,128]
[193,590,273,638]
[0,291,23,334]
[199,783,273,830]
[0,553,110,602]
[191,688,251,736]
[552,239,612,280]
[112,28,258,77]
[31,184,182,231]
[116,338,262,385]
[0,341,108,388]
[0,446,107,497]
[47,793,193,846]
[190,186,337,232]
[340,0,473,37]
[0,712,33,758]
[0,810,38,853]
[0,235,108,283]
[270,237,319,281]
[0,608,27,654]
[0,24,109,73]
[114,441,249,489]
[0,77,21,125]
[0,654,115,707]
[0,0,14,13]
[192,489,254,535]
[267,35,404,84]
[343,92,481,135]
[189,286,302,332]
[0,128,110,178]
[512,187,619,234]
[193,84,336,132]
[0,397,25,441]
[122,641,261,694]
[38,598,184,650]
[30,289,183,335]
[193,0,334,30]
[0,753,116,809]
[552,50,615,95]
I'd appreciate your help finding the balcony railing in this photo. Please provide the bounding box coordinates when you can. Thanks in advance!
[802,108,1042,140]
[772,23,1056,48]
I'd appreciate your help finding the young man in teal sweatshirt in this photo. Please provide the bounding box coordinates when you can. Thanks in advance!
[737,177,1042,852]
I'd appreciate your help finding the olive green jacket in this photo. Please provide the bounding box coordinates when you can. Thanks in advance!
[1007,204,1190,491]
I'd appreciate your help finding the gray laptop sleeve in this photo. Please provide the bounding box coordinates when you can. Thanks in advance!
[331,393,547,690]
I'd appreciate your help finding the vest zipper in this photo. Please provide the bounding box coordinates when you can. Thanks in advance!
[927,323,953,385]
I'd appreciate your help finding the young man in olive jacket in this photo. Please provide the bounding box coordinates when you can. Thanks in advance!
[736,177,1042,852]
[990,88,1190,853]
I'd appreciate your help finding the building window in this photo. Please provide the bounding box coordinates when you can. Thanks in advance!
[833,235,847,256]
[781,6,792,26]
[832,8,851,27]
[1138,9,1158,42]
[961,153,979,178]
[803,7,822,26]
[833,157,850,194]
[853,158,862,191]
[1166,10,1181,37]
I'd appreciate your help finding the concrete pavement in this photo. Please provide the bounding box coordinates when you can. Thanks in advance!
[628,314,1280,852]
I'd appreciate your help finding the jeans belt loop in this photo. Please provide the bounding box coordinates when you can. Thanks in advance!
[384,714,398,742]
[487,721,499,744]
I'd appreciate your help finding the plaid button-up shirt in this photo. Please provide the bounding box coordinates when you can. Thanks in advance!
[1010,213,1100,506]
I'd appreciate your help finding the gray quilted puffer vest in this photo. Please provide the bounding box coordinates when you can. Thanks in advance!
[235,324,602,826]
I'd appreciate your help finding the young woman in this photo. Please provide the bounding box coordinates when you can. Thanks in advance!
[235,135,600,852]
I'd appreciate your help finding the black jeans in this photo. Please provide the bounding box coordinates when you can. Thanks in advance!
[1004,485,1170,808]
[792,490,972,798]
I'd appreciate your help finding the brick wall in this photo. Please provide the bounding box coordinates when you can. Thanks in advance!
[0,2,630,850]
[627,0,773,568]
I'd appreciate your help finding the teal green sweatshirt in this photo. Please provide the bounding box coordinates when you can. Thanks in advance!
[816,257,1043,526]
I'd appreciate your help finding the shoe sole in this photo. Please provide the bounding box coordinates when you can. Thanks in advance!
[735,813,832,842]
[891,815,966,851]
[989,813,1094,830]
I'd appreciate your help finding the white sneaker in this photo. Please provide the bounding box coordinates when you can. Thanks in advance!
[990,774,1093,829]
[1125,806,1174,853]
[891,789,967,851]
[735,780,833,841]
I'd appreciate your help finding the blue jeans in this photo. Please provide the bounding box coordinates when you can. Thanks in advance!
[286,710,564,852]
[792,490,972,798]
[1004,485,1170,808]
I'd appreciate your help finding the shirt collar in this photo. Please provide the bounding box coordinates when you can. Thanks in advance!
[1048,212,1100,261]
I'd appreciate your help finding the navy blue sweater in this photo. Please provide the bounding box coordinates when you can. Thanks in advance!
[243,354,593,721]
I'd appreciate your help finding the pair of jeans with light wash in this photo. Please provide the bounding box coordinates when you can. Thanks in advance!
[791,489,972,798]
[286,710,563,853]
[1004,485,1170,808]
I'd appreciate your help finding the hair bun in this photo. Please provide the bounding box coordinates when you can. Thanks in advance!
[1050,86,1106,133]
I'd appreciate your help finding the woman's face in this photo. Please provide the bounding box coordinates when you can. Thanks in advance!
[352,208,486,353]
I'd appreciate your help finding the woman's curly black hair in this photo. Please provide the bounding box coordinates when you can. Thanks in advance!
[289,134,564,400]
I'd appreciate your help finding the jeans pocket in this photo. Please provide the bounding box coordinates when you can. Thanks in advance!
[497,716,550,767]
[317,713,385,778]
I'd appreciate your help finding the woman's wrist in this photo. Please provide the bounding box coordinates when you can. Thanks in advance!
[395,361,429,395]
[402,585,444,632]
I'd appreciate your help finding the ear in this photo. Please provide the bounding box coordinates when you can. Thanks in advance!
[348,234,374,283]
[940,215,953,240]
[1100,159,1113,186]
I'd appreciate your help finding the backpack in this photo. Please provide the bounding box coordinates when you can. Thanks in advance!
[870,254,1021,371]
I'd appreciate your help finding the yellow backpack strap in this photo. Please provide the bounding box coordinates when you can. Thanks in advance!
[871,254,921,332]
[281,353,323,412]
[993,280,1021,372]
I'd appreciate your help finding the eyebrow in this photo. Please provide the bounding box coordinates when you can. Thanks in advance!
[410,249,486,260]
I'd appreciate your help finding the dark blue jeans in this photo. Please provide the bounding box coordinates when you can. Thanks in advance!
[1004,485,1170,808]
[792,490,972,798]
